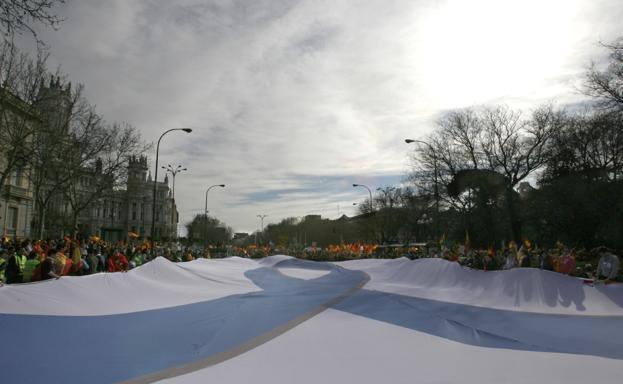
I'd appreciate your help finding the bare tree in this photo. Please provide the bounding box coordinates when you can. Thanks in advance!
[584,37,623,111]
[29,75,75,238]
[62,103,148,236]
[0,41,47,195]
[0,0,64,42]
[542,108,623,182]
[409,104,562,242]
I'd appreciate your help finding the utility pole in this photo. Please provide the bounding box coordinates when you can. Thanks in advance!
[257,214,267,245]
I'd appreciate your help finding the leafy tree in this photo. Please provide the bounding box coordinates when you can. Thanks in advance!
[185,214,233,246]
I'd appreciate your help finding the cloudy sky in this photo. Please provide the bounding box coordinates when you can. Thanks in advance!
[22,0,623,233]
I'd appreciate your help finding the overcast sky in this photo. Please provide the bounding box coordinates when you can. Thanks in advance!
[22,0,623,233]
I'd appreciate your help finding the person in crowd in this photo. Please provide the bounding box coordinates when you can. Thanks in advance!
[184,249,194,261]
[517,245,531,268]
[0,249,7,285]
[22,251,40,283]
[96,248,106,272]
[595,251,620,283]
[559,249,577,275]
[483,247,497,271]
[503,249,517,270]
[87,248,99,274]
[129,251,143,269]
[53,245,69,277]
[538,250,553,271]
[5,247,26,284]
[39,254,61,281]
[107,249,129,272]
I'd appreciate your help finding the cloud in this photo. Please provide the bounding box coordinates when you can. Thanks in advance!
[22,0,623,233]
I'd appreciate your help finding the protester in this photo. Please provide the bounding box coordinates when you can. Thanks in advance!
[5,247,25,284]
[39,254,61,281]
[595,252,620,283]
[22,251,40,283]
[0,249,7,285]
[107,250,129,272]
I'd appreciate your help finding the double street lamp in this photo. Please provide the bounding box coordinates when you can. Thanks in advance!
[162,164,187,239]
[405,138,440,240]
[204,184,225,248]
[151,128,192,244]
[161,164,187,200]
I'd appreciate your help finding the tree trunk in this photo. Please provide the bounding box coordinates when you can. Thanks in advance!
[39,206,46,240]
[506,185,522,243]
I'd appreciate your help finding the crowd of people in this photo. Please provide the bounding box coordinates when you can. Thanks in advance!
[231,240,622,283]
[0,237,210,285]
[0,237,620,285]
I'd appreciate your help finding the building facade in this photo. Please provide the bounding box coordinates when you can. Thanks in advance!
[1,79,178,242]
[47,155,178,242]
[0,88,36,240]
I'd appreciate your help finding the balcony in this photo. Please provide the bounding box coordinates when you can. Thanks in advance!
[3,184,32,200]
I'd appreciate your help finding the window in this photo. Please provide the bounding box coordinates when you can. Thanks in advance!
[8,207,18,229]
[13,168,23,187]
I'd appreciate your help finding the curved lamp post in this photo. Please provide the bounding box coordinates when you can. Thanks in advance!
[204,184,225,248]
[151,128,192,244]
[352,183,373,211]
[405,138,439,240]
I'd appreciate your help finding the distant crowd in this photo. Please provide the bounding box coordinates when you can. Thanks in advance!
[232,241,622,283]
[0,237,620,285]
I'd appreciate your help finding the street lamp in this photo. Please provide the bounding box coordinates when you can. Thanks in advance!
[204,184,225,248]
[352,184,373,212]
[405,138,440,241]
[257,214,267,245]
[161,164,187,200]
[151,128,192,245]
[162,164,187,239]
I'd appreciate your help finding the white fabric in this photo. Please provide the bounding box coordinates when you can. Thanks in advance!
[277,267,330,280]
[2,255,622,384]
[0,257,260,316]
[338,257,623,315]
[161,308,623,384]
